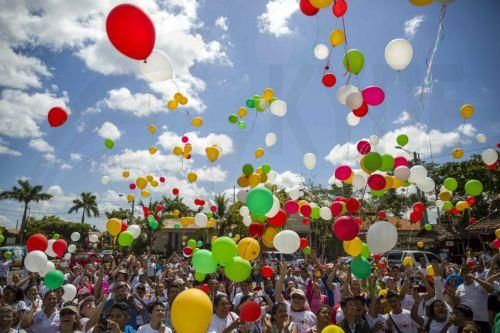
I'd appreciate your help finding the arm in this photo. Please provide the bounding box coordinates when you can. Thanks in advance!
[325,266,337,291]
[275,261,287,303]
[486,271,500,284]
[399,270,411,299]
[93,266,104,299]
[471,274,495,293]
[20,300,39,329]
[341,268,352,298]
[410,290,425,327]
[14,273,33,288]
[84,298,105,332]
[368,274,378,319]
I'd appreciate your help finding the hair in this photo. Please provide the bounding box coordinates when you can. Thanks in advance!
[147,301,166,314]
[341,296,357,309]
[239,295,252,306]
[3,285,24,302]
[455,304,474,320]
[213,294,229,308]
[136,284,145,291]
[390,265,402,272]
[461,320,480,333]
[0,305,13,315]
[43,290,58,300]
[270,302,287,323]
[427,299,447,321]
[354,295,367,306]
[109,302,131,315]
[316,304,331,317]
[386,290,400,300]
[24,284,38,297]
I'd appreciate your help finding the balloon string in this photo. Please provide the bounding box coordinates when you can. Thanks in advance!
[250,110,258,134]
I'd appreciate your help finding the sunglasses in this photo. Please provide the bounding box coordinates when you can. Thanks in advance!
[291,295,304,300]
[60,310,75,316]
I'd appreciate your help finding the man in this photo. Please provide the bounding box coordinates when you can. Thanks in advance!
[0,304,26,332]
[389,266,403,288]
[164,285,180,328]
[0,254,12,286]
[104,281,144,329]
[474,261,489,281]
[339,296,371,333]
[137,301,172,333]
[385,291,414,333]
[232,281,252,311]
[103,302,136,333]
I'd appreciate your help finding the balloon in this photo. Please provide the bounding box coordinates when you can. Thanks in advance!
[303,153,317,170]
[104,138,115,149]
[367,221,398,254]
[496,228,500,239]
[47,107,68,127]
[364,152,382,171]
[356,140,371,155]
[139,49,172,82]
[273,230,300,254]
[329,29,345,47]
[476,133,487,144]
[127,225,141,239]
[52,239,67,256]
[426,265,435,276]
[322,325,345,333]
[262,227,278,248]
[394,166,411,181]
[265,132,277,147]
[403,256,415,266]
[106,218,122,236]
[212,237,237,265]
[343,237,362,256]
[351,173,367,190]
[39,261,55,277]
[270,100,287,117]
[345,91,363,110]
[67,244,76,253]
[353,102,368,117]
[255,148,265,159]
[205,146,220,162]
[362,86,385,106]
[261,265,274,278]
[237,237,260,261]
[396,134,409,147]
[342,49,365,75]
[322,73,337,87]
[394,156,409,168]
[228,114,238,123]
[410,0,433,5]
[300,204,312,217]
[385,39,413,71]
[187,172,198,184]
[493,239,500,250]
[192,250,217,274]
[443,177,458,191]
[409,165,428,183]
[320,207,332,220]
[361,243,370,259]
[62,284,77,302]
[334,165,352,181]
[24,250,47,273]
[417,177,435,193]
[44,270,64,290]
[310,0,334,9]
[194,271,206,282]
[106,4,155,60]
[285,200,299,215]
[26,234,48,252]
[333,216,359,241]
[89,234,99,243]
[351,256,371,279]
[452,148,464,159]
[460,104,474,119]
[300,0,319,16]
[337,85,360,105]
[346,112,361,126]
[345,198,360,213]
[191,117,204,127]
[167,99,178,110]
[482,148,498,165]
[265,196,281,218]
[332,0,347,17]
[246,187,274,216]
[171,288,213,333]
[314,44,329,60]
[194,213,208,227]
[118,231,134,246]
[465,180,483,196]
[379,154,395,172]
[224,256,252,282]
[240,301,261,323]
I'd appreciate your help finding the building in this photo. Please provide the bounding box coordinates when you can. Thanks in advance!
[465,210,499,252]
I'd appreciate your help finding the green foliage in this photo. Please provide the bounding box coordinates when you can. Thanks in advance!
[25,215,91,241]
[68,192,99,224]
[105,208,131,221]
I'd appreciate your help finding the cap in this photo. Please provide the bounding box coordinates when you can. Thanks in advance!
[77,287,91,296]
[118,269,129,275]
[78,295,95,311]
[383,276,394,283]
[290,288,305,298]
[60,305,78,314]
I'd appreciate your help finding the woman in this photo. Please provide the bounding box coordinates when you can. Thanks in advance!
[59,305,82,333]
[207,294,246,333]
[308,304,330,333]
[410,290,450,333]
[306,281,328,314]
[0,305,25,333]
[2,286,27,326]
[23,285,41,311]
[20,291,59,333]
[262,303,297,333]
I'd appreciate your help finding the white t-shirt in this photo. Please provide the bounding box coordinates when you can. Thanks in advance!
[147,263,157,277]
[385,309,414,333]
[137,323,173,333]
[421,316,457,333]
[366,313,388,333]
[207,312,239,333]
[455,281,489,322]
[232,292,249,307]
[29,310,60,333]
[284,301,317,333]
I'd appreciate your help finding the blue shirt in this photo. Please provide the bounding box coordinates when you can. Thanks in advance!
[104,299,140,329]
[124,325,137,333]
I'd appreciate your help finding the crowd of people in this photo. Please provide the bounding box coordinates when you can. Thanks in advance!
[0,248,498,333]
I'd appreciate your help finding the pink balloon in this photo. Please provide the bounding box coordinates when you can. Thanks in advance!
[367,174,386,191]
[335,165,352,181]
[285,200,299,215]
[356,140,371,155]
[362,86,385,106]
[333,216,359,241]
[394,156,409,168]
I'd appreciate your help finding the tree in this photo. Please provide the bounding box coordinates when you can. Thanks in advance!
[25,215,91,241]
[68,192,99,224]
[105,208,131,221]
[212,193,230,236]
[0,180,52,242]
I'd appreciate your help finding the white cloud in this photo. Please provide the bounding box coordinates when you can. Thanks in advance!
[103,87,164,117]
[272,170,304,189]
[215,16,228,31]
[157,130,234,156]
[393,111,412,125]
[43,153,57,163]
[0,89,69,138]
[0,138,21,156]
[0,215,16,228]
[257,0,298,37]
[404,15,425,40]
[325,142,358,167]
[457,123,476,138]
[60,163,72,170]
[191,165,227,183]
[70,153,82,161]
[94,121,121,140]
[29,138,54,153]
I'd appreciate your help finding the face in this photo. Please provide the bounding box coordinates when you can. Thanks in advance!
[81,276,90,285]
[390,268,401,279]
[151,305,166,322]
[317,307,330,323]
[344,300,357,317]
[28,286,38,299]
[287,281,296,289]
[386,279,396,290]
[290,293,305,311]
[12,274,21,283]
[60,310,77,326]
[44,293,58,309]
[354,299,365,317]
[312,282,321,295]
[350,280,361,295]
[215,297,231,318]
[156,284,164,294]
[3,290,15,304]
[109,309,129,328]
[136,288,145,298]
[115,283,128,298]
[116,273,127,282]
[433,301,448,320]
[462,323,479,333]
[387,296,401,312]
[273,304,287,322]
[240,282,250,293]
[80,301,95,317]
[0,309,14,327]
[208,279,218,291]
[167,287,180,301]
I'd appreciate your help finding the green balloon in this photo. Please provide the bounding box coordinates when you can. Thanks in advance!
[251,214,267,223]
[174,223,180,229]
[192,249,217,274]
[52,234,60,240]
[402,181,411,187]
[148,220,159,230]
[380,154,395,172]
[256,102,265,112]
[242,164,254,176]
[396,134,409,147]
[194,271,206,282]
[360,243,371,259]
[246,99,256,108]
[443,178,458,191]
[246,187,274,216]
[342,49,365,75]
[311,206,320,220]
[3,251,11,259]
[350,256,371,279]
[261,163,271,174]
[212,236,237,265]
[197,240,203,247]
[303,246,311,255]
[465,180,483,196]
[147,215,156,223]
[206,212,213,218]
[371,189,385,197]
[187,239,197,249]
[0,235,4,244]
[224,257,251,282]
[238,121,246,129]
[252,95,262,102]
[44,270,64,290]
[228,114,238,124]
[104,138,114,149]
[364,152,382,171]
[442,201,453,211]
[118,231,134,246]
[424,224,432,231]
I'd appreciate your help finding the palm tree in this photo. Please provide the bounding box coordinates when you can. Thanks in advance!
[213,193,230,236]
[68,192,99,224]
[0,180,52,242]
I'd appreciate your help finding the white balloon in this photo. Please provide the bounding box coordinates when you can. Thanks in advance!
[89,235,99,243]
[417,177,435,193]
[239,206,250,217]
[476,133,487,144]
[237,190,248,203]
[242,215,252,227]
[63,253,72,260]
[40,261,55,277]
[62,284,77,302]
[314,44,329,60]
[265,132,277,147]
[337,85,359,105]
[385,39,413,71]
[319,207,332,220]
[346,112,361,126]
[394,166,411,181]
[345,91,363,110]
[70,232,80,242]
[369,135,379,146]
[303,153,317,170]
[139,49,173,82]
[45,239,57,258]
[289,188,300,200]
[267,170,278,183]
[352,173,367,190]
[334,179,343,188]
[24,250,48,273]
[127,225,141,239]
[435,200,444,209]
[273,230,300,254]
[270,100,287,117]
[67,244,77,253]
[265,196,280,218]
[100,176,110,184]
[194,213,208,227]
[409,165,428,183]
[367,221,398,254]
[482,148,498,165]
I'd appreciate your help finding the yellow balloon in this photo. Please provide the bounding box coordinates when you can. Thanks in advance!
[343,238,362,256]
[329,29,345,47]
[343,172,354,185]
[167,99,178,110]
[136,177,148,190]
[173,146,183,156]
[122,170,130,178]
[150,180,159,187]
[262,227,278,248]
[148,124,156,134]
[403,256,415,266]
[460,104,474,119]
[262,88,274,101]
[237,237,260,261]
[205,146,220,162]
[207,218,216,228]
[179,96,188,105]
[391,176,403,189]
[248,173,260,188]
[452,148,464,159]
[180,217,190,227]
[211,236,218,244]
[456,200,469,211]
[321,325,345,333]
[191,117,204,127]
[149,146,158,155]
[126,194,135,203]
[259,172,268,183]
[146,175,153,182]
[359,156,371,174]
[439,191,452,201]
[141,190,150,198]
[383,176,393,191]
[310,0,334,9]
[426,265,435,276]
[495,228,500,239]
[255,148,265,159]
[187,172,198,183]
[237,107,247,118]
[171,288,213,333]
[298,200,309,208]
[174,210,181,217]
[417,241,424,249]
[237,175,249,188]
[106,218,122,236]
[409,0,434,6]
[174,92,183,102]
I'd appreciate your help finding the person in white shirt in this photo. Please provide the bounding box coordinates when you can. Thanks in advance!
[385,291,415,333]
[232,281,252,312]
[208,294,245,333]
[0,256,12,285]
[0,305,27,333]
[20,290,60,333]
[137,301,172,333]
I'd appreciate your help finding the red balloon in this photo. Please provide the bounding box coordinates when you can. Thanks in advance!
[210,205,217,212]
[200,200,206,206]
[466,196,476,207]
[322,73,337,87]
[332,0,348,17]
[356,140,371,155]
[26,234,48,252]
[302,217,311,225]
[466,258,475,268]
[330,201,343,216]
[450,208,460,215]
[142,206,149,213]
[353,102,368,117]
[172,188,179,196]
[300,204,312,217]
[299,0,319,16]
[394,156,409,168]
[345,198,360,213]
[121,220,128,232]
[493,239,500,250]
[200,284,209,293]
[299,238,308,249]
[106,4,155,60]
[469,217,477,224]
[52,239,67,256]
[47,107,68,127]
[261,265,274,278]
[186,154,192,159]
[159,177,165,183]
[353,217,363,227]
[410,210,421,223]
[372,254,381,261]
[367,174,386,191]
[239,301,262,323]
[487,163,497,171]
[335,196,347,203]
[156,205,164,212]
[378,211,387,219]
[268,209,287,227]
[285,200,299,215]
[129,183,136,190]
[332,216,359,241]
[183,247,193,257]
[248,222,265,237]
[181,136,189,143]
[412,202,425,214]
[379,261,386,269]
[335,165,352,181]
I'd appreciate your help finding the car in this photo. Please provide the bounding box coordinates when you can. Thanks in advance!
[0,246,26,267]
[261,251,297,268]
[383,250,441,267]
[70,252,101,268]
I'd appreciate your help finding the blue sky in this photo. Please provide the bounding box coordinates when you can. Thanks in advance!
[0,0,499,230]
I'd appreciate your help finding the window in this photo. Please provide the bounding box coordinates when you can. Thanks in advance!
[425,252,441,263]
[413,252,426,265]
[387,252,402,262]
